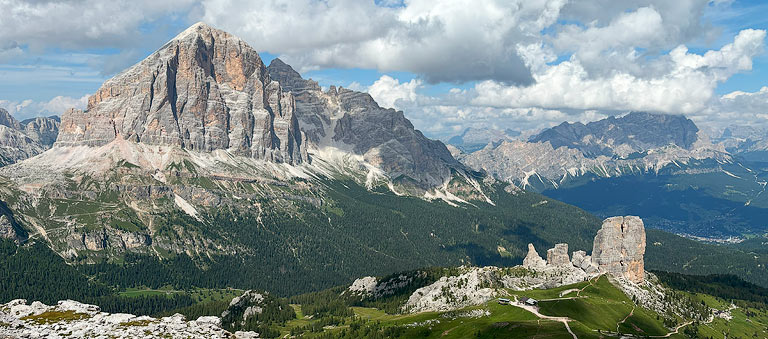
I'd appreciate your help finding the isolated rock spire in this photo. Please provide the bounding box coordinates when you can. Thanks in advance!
[522,243,546,268]
[592,216,646,283]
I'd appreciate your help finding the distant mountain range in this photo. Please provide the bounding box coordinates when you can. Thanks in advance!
[0,108,59,166]
[445,127,521,153]
[457,112,768,238]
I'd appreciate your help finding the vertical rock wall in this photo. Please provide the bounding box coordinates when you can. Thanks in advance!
[592,216,646,283]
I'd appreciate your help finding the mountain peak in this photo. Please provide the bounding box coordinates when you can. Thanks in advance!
[268,58,320,93]
[0,108,21,130]
[56,23,307,165]
[172,21,220,40]
[530,111,699,157]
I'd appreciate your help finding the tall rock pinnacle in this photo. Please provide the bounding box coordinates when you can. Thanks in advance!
[592,216,646,283]
[56,22,307,164]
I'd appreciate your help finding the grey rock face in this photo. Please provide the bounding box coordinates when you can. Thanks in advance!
[522,243,546,268]
[571,250,586,267]
[546,243,570,266]
[0,125,45,166]
[56,22,307,165]
[21,116,60,147]
[63,228,151,253]
[0,108,22,130]
[267,58,463,188]
[0,214,24,242]
[592,216,646,283]
[531,112,700,157]
[0,109,57,166]
[459,113,728,191]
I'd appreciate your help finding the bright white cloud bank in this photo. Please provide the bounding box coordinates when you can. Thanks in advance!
[197,0,767,136]
[0,0,767,136]
[0,95,88,121]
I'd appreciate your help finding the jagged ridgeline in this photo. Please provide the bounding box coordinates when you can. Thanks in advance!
[0,23,601,296]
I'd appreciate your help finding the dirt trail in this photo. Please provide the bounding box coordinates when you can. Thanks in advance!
[649,321,693,338]
[511,297,578,339]
[617,306,635,332]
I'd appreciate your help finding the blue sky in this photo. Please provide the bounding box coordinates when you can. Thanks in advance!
[1,0,768,137]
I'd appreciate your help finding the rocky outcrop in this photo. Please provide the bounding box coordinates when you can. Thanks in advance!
[0,125,44,166]
[546,243,570,266]
[0,299,257,338]
[592,216,646,283]
[403,267,499,313]
[220,290,293,333]
[267,58,463,189]
[0,202,26,242]
[0,108,22,130]
[0,215,22,241]
[522,243,546,268]
[56,22,307,165]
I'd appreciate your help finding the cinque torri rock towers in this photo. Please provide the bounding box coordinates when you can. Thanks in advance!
[524,216,647,283]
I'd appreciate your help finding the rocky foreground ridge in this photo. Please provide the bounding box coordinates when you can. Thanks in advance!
[0,299,259,338]
[348,216,647,313]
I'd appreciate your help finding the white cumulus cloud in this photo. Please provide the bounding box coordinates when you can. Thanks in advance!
[0,95,89,120]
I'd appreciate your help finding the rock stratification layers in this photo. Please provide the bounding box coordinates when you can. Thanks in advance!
[0,108,58,166]
[546,243,570,266]
[56,22,306,165]
[267,58,462,189]
[592,216,647,283]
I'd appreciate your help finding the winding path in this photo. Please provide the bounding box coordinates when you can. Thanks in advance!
[649,321,693,338]
[510,297,578,339]
[617,306,635,333]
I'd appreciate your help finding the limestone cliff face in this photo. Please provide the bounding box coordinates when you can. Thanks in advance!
[0,109,55,166]
[522,243,546,268]
[21,116,60,147]
[592,216,646,283]
[267,58,462,188]
[56,22,307,165]
[546,243,570,266]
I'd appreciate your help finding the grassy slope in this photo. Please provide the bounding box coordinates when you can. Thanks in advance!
[276,276,674,338]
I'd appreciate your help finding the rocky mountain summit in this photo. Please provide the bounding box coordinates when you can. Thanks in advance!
[56,22,307,164]
[0,299,258,338]
[0,22,495,276]
[531,112,700,158]
[459,112,730,190]
[267,58,463,189]
[0,108,60,166]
